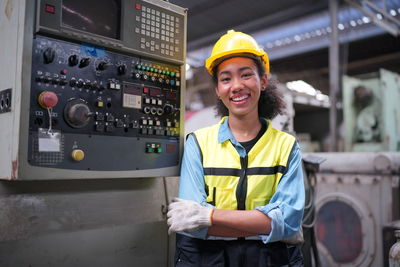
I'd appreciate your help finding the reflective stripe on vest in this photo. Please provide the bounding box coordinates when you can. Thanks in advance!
[192,117,295,210]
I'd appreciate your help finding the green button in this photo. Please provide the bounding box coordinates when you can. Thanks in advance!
[162,70,166,75]
[146,147,154,153]
[166,71,170,75]
[136,65,141,70]
[156,147,163,153]
[170,72,175,77]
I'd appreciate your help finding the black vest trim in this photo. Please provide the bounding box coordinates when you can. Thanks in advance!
[203,166,286,176]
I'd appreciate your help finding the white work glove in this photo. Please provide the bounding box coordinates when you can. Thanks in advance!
[167,198,214,234]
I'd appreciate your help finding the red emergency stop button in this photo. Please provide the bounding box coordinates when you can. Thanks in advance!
[38,91,58,108]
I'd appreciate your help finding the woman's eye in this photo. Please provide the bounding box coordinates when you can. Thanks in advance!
[242,72,253,78]
[220,77,230,82]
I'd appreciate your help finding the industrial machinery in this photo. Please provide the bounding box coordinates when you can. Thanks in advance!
[343,69,400,152]
[0,0,186,180]
[309,152,400,267]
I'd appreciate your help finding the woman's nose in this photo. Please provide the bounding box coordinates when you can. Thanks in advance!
[231,77,243,91]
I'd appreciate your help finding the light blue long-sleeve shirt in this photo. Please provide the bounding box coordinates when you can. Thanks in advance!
[178,118,305,244]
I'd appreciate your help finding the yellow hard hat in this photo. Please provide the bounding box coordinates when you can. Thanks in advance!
[205,30,270,76]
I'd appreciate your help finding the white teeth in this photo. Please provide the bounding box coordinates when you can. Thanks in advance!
[232,95,248,101]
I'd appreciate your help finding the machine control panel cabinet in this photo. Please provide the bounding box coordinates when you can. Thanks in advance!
[0,0,187,180]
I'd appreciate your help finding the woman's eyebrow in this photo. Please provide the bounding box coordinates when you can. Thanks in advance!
[218,66,253,76]
[218,70,231,76]
[239,66,253,72]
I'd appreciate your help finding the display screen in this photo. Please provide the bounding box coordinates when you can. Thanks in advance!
[150,88,161,97]
[62,0,121,40]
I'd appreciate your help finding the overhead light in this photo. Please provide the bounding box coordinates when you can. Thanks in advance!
[286,80,330,103]
[362,16,370,23]
[286,80,317,96]
[316,93,330,102]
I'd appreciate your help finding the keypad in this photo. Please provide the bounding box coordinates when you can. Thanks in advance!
[135,4,181,57]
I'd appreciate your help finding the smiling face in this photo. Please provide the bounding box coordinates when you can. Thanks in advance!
[215,57,267,120]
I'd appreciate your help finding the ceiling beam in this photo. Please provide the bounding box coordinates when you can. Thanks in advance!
[344,0,400,36]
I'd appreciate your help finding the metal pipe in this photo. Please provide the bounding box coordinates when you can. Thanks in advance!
[329,0,339,151]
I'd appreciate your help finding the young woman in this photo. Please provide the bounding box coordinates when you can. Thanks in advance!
[168,30,305,267]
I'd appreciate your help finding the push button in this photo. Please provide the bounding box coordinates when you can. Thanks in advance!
[106,124,115,132]
[95,123,105,132]
[71,149,85,161]
[38,91,58,108]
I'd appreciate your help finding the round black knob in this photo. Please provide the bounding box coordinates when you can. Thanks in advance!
[43,76,51,83]
[59,79,67,86]
[77,79,84,88]
[163,104,174,115]
[43,47,56,64]
[68,55,79,66]
[64,99,92,128]
[84,80,92,89]
[117,64,127,75]
[96,61,108,71]
[69,79,77,87]
[91,82,99,90]
[79,58,91,68]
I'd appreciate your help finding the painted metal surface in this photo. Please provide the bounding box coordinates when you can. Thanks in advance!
[0,176,180,266]
[343,69,400,152]
[308,152,400,266]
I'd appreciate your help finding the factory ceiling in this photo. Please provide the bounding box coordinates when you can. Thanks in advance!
[169,0,400,95]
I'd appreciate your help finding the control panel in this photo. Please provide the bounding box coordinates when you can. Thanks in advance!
[37,0,186,62]
[28,35,181,171]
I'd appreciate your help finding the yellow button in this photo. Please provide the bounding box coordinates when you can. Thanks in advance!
[71,149,85,161]
[97,101,104,107]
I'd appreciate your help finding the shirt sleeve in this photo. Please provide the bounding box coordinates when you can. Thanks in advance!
[255,142,305,243]
[177,134,211,239]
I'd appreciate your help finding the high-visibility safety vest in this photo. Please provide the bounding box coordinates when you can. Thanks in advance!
[191,117,296,211]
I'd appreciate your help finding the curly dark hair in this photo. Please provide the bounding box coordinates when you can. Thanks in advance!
[212,57,286,120]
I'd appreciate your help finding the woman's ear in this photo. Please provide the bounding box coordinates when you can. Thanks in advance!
[214,86,220,98]
[261,74,268,91]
